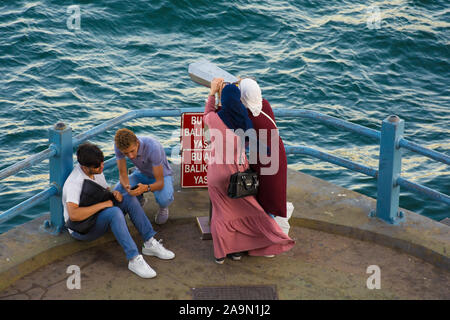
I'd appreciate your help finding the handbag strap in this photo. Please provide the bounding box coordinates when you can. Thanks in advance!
[260,110,278,130]
[237,139,246,172]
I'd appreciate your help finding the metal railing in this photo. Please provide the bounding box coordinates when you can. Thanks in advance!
[0,108,449,233]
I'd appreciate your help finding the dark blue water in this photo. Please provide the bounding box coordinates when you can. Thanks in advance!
[0,0,449,234]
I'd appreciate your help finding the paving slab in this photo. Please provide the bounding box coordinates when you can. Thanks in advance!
[1,218,448,300]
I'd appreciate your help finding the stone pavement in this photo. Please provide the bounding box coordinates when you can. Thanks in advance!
[1,217,449,300]
[0,167,449,299]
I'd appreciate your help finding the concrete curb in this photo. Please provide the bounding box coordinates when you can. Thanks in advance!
[286,169,449,269]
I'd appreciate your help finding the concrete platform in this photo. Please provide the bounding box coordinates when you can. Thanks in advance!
[0,165,449,299]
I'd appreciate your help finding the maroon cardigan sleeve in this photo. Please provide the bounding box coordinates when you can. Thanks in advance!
[248,98,287,217]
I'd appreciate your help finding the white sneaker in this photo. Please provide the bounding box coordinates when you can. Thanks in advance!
[155,207,169,225]
[128,255,156,278]
[142,237,175,260]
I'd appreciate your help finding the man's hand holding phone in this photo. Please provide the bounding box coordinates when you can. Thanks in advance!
[126,183,149,196]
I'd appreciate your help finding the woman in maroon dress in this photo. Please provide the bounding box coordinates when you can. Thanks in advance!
[240,78,287,218]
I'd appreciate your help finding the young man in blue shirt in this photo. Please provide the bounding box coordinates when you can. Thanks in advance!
[114,128,174,225]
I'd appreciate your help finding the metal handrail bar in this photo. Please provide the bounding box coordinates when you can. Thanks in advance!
[0,185,57,224]
[72,108,382,147]
[104,156,118,170]
[72,109,190,147]
[398,138,450,165]
[396,177,450,205]
[278,110,449,165]
[285,146,378,178]
[1,109,448,183]
[275,109,381,141]
[0,146,57,181]
[286,146,450,205]
[1,146,447,227]
[0,108,448,229]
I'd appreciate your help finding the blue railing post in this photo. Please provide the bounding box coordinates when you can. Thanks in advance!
[44,122,73,234]
[374,115,405,224]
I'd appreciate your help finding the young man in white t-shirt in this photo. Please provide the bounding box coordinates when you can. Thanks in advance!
[62,142,175,279]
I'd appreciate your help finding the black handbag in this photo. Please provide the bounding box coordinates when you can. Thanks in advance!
[226,135,260,199]
[227,168,259,199]
[65,179,118,234]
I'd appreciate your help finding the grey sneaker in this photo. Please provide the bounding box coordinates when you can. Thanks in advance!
[155,207,169,225]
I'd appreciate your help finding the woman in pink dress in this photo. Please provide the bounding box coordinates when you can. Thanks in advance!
[203,78,295,264]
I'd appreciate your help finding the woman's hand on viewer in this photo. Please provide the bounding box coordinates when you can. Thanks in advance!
[209,77,224,96]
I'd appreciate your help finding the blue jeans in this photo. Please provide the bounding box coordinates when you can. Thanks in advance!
[70,193,156,260]
[114,170,174,208]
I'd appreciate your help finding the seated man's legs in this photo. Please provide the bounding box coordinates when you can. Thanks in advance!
[118,192,156,242]
[70,207,139,261]
[117,192,174,259]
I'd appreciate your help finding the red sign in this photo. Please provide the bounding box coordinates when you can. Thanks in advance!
[180,113,210,188]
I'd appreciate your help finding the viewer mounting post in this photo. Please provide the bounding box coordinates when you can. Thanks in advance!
[46,122,73,234]
[375,115,405,224]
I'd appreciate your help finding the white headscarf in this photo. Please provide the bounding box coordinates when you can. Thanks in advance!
[240,78,263,117]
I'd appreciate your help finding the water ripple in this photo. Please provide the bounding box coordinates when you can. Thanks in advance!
[0,0,449,233]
